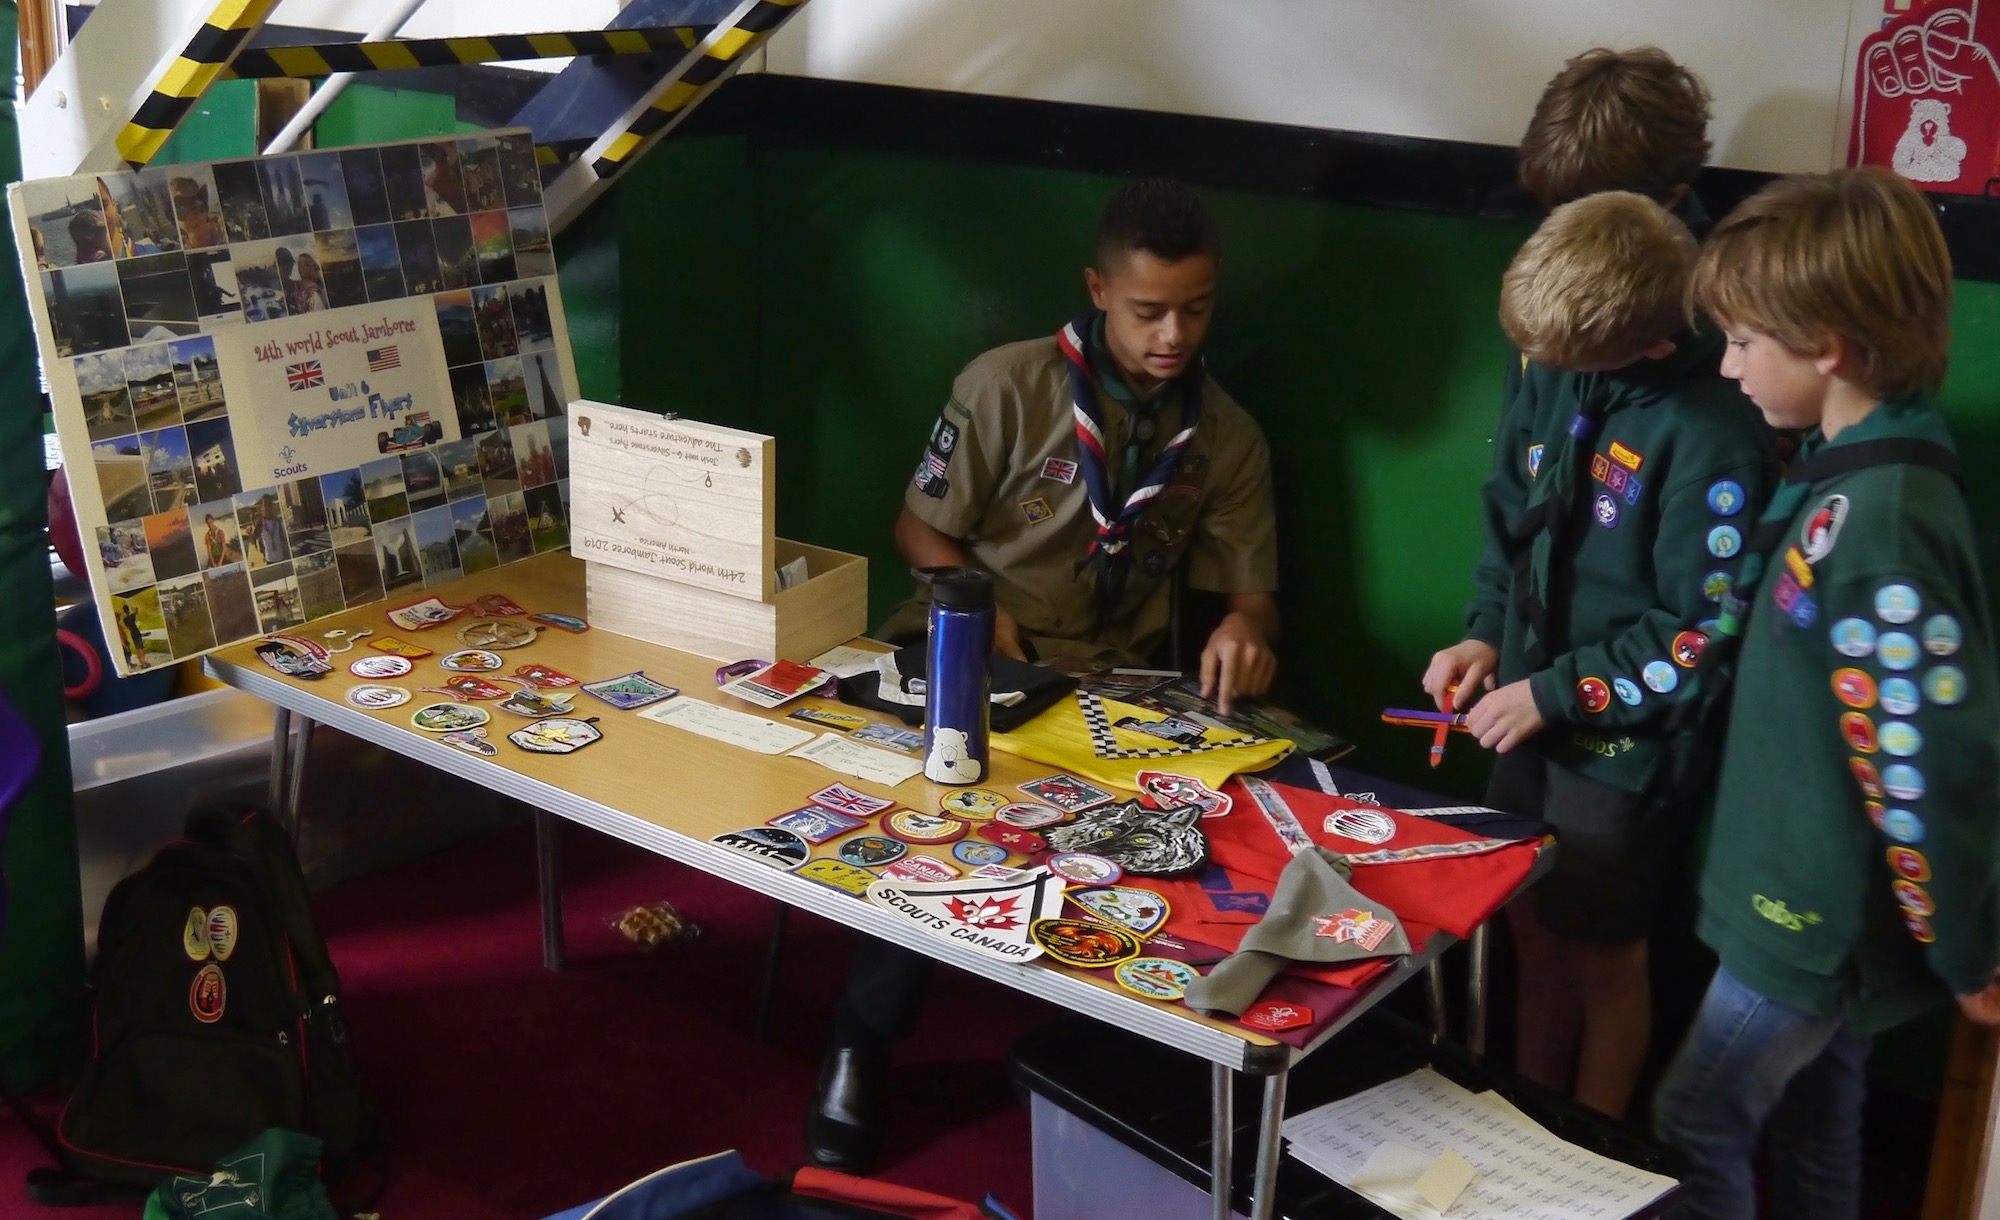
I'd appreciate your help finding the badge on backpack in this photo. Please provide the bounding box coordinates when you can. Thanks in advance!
[189,963,226,1023]
[183,907,209,961]
[208,906,238,962]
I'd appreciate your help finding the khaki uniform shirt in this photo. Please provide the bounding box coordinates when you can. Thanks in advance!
[880,331,1278,665]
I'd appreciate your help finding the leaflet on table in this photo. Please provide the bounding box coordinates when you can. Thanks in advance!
[789,733,923,786]
[1281,1067,1676,1220]
[807,643,888,679]
[638,697,814,754]
[718,659,832,708]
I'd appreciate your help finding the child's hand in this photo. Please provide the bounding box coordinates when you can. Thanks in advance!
[1958,977,2000,1026]
[1466,679,1545,753]
[1423,641,1499,712]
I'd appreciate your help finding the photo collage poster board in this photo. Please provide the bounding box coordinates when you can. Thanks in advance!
[12,130,580,677]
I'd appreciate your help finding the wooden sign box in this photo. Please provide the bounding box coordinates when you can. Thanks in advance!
[585,541,868,662]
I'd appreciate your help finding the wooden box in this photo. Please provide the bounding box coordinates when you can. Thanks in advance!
[585,541,868,662]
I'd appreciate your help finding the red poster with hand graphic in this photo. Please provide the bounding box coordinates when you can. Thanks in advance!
[1850,2,2000,195]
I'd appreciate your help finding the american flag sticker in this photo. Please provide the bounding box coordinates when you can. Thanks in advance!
[367,346,402,371]
[286,360,324,391]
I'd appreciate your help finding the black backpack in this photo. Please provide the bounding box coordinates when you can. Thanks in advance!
[49,803,377,1192]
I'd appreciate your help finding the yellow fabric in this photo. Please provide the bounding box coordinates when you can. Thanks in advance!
[992,694,1292,792]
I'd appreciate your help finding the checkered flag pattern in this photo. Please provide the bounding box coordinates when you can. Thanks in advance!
[1077,692,1277,760]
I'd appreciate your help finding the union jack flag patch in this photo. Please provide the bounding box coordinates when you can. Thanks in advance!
[286,361,324,391]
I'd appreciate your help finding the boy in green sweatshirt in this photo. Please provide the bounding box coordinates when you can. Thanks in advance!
[1426,192,1777,1119]
[1654,167,2000,1217]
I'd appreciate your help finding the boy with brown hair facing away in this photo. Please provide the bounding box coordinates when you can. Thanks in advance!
[1426,192,1777,1118]
[1654,166,2000,1218]
[1518,46,1713,216]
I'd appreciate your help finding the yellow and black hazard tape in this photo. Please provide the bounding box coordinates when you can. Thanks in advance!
[224,25,704,80]
[589,0,803,179]
[117,0,282,166]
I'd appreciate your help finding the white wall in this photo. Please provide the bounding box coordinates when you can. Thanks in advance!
[761,0,1884,175]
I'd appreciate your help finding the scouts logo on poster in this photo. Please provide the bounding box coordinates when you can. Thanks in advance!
[1851,6,2000,196]
[866,868,1066,962]
[14,130,579,678]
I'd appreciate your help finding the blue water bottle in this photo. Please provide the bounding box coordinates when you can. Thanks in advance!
[917,566,993,784]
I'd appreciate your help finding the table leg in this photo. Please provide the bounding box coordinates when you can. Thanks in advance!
[1426,957,1449,1041]
[266,707,293,814]
[281,714,313,840]
[756,903,789,1044]
[1467,923,1490,1057]
[534,806,564,972]
[1247,1069,1288,1220]
[1210,1060,1234,1220]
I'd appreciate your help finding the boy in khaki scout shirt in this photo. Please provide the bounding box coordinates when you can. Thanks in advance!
[810,179,1280,1171]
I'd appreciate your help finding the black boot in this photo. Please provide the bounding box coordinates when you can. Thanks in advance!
[805,1024,888,1171]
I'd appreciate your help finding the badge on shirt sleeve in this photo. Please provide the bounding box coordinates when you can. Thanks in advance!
[1707,526,1742,558]
[1609,441,1644,472]
[1924,666,1966,706]
[1801,495,1849,562]
[1576,677,1611,714]
[1527,444,1544,477]
[1708,480,1745,516]
[1590,454,1610,484]
[929,418,960,460]
[1593,495,1620,529]
[1887,847,1931,883]
[1020,498,1054,525]
[1041,457,1078,484]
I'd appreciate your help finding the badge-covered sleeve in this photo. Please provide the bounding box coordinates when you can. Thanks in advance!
[1182,406,1278,594]
[1825,561,2000,996]
[1527,456,1774,728]
[902,363,1020,539]
[1466,373,1537,648]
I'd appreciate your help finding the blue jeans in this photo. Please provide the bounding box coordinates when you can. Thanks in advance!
[1654,967,1872,1220]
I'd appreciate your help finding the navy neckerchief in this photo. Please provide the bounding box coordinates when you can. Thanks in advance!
[1056,311,1204,627]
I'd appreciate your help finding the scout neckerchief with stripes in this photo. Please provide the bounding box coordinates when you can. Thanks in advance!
[1056,312,1204,629]
[1509,373,1613,670]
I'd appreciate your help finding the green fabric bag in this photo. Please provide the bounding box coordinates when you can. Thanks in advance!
[143,1129,336,1220]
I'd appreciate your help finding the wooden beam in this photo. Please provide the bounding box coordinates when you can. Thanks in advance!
[1923,1016,2000,1220]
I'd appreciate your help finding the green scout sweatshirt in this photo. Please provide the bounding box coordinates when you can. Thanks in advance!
[1698,397,2000,1032]
[1467,328,1778,792]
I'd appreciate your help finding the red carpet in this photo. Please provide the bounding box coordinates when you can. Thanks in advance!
[0,818,1043,1218]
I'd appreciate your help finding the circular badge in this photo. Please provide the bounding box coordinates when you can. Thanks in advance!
[978,824,1047,854]
[1702,571,1732,602]
[183,906,209,961]
[1850,758,1885,798]
[1707,479,1746,516]
[1672,631,1708,668]
[1830,618,1877,658]
[207,906,237,962]
[952,840,1012,867]
[189,963,226,1024]
[1874,584,1922,625]
[1881,763,1925,802]
[1707,525,1742,558]
[1327,809,1396,844]
[411,702,491,732]
[440,649,504,672]
[937,788,1007,822]
[1613,678,1643,706]
[1593,494,1620,529]
[1892,879,1935,917]
[1878,678,1921,717]
[1114,956,1196,1001]
[1831,668,1877,710]
[1888,847,1931,883]
[1878,721,1922,757]
[1922,614,1962,657]
[838,835,907,868]
[1576,677,1611,714]
[457,619,539,649]
[1047,852,1124,886]
[1029,917,1144,969]
[996,802,1067,830]
[1877,633,1920,671]
[885,810,968,845]
[1924,665,1966,706]
[346,684,412,709]
[1643,661,1680,694]
[1840,712,1878,753]
[349,654,413,679]
[1904,910,1937,944]
[1866,802,1888,832]
[1800,494,1849,563]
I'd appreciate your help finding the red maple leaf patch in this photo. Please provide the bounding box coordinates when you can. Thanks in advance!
[944,894,1023,930]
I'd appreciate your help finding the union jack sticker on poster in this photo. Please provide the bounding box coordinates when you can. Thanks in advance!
[285,360,324,391]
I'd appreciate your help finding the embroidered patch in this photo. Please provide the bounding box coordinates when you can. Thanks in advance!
[1888,847,1931,883]
[207,907,237,962]
[1877,633,1920,671]
[1800,494,1849,563]
[189,963,226,1023]
[1313,908,1396,951]
[1527,444,1544,477]
[1878,721,1922,757]
[1623,476,1644,507]
[1923,615,1962,656]
[1704,570,1733,602]
[1904,911,1937,943]
[1832,668,1877,709]
[1882,764,1925,801]
[1840,712,1879,753]
[1672,631,1707,667]
[1785,546,1814,590]
[1884,807,1926,844]
[1613,677,1643,706]
[1608,441,1644,472]
[1874,584,1921,625]
[1041,457,1078,484]
[1892,879,1935,917]
[1830,618,1877,658]
[1590,454,1610,483]
[1020,497,1054,525]
[1850,757,1886,799]
[1924,665,1966,706]
[1707,480,1746,516]
[1607,466,1629,495]
[183,907,209,961]
[1708,525,1742,558]
[1593,494,1620,528]
[1576,677,1611,714]
[929,417,960,459]
[1643,660,1679,693]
